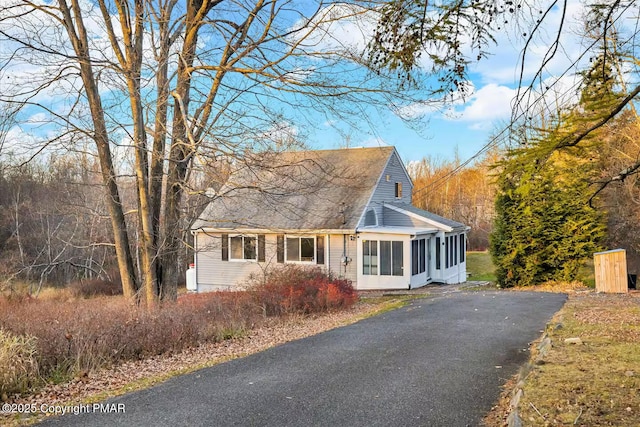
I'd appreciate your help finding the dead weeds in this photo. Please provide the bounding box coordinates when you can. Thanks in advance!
[485,291,640,426]
[0,298,400,426]
[511,281,593,294]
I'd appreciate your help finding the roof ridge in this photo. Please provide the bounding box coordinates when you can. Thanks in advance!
[288,146,394,155]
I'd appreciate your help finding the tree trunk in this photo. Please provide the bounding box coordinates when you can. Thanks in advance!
[59,0,139,300]
[161,0,212,301]
[150,1,177,297]
[102,0,159,307]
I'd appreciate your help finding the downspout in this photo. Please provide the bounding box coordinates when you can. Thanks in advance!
[191,229,198,292]
[343,234,347,276]
[327,234,330,274]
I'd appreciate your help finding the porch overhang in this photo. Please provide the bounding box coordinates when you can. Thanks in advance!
[356,226,438,236]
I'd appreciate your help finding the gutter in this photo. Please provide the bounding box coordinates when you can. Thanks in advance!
[191,227,356,235]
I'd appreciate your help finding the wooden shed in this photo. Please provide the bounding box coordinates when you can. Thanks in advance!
[594,249,628,293]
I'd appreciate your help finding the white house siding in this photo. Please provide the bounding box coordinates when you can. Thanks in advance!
[195,232,278,291]
[195,232,359,291]
[327,234,357,284]
[380,207,468,285]
[409,232,436,288]
[435,231,467,284]
[357,151,413,229]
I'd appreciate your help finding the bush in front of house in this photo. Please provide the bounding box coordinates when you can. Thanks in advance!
[249,265,358,316]
[0,268,356,397]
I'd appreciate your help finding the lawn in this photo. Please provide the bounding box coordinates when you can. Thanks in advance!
[466,251,496,282]
[485,291,640,426]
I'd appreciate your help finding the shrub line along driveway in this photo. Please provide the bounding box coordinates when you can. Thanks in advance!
[39,291,567,427]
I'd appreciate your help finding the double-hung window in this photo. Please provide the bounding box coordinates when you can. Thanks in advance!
[286,236,315,262]
[229,235,257,261]
[363,240,378,275]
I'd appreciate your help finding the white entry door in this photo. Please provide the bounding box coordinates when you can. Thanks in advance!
[410,237,431,288]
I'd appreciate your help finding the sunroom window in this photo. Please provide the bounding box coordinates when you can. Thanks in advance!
[364,240,403,276]
[363,240,378,275]
[230,235,256,261]
[286,237,315,262]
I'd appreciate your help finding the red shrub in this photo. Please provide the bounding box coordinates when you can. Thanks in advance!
[249,265,357,315]
[0,267,356,389]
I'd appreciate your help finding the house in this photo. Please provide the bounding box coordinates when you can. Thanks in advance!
[190,146,469,291]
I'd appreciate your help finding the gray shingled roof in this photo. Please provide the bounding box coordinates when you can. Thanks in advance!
[386,202,468,231]
[192,147,395,231]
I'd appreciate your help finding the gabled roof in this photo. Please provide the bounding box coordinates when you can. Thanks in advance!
[192,146,396,231]
[385,202,469,232]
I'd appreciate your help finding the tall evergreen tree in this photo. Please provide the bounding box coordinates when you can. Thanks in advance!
[491,148,605,287]
[490,48,616,287]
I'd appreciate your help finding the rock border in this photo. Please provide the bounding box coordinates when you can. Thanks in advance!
[504,318,562,427]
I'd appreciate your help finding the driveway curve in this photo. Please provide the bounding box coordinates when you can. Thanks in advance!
[39,291,566,427]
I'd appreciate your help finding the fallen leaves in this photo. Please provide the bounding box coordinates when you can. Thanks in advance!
[1,302,382,426]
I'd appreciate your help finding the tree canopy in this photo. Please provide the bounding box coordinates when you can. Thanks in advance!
[0,1,429,304]
[490,46,619,287]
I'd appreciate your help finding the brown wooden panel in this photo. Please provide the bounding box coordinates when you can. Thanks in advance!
[594,249,627,293]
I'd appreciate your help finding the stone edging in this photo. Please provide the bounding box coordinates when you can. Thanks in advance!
[505,320,562,427]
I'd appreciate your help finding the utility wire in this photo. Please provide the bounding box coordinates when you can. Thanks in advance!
[411,1,637,197]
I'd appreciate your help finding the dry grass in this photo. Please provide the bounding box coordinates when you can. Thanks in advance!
[0,266,358,401]
[485,291,640,426]
[511,280,592,294]
[0,330,39,396]
[0,297,400,427]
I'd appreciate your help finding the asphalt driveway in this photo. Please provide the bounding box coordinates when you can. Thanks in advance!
[39,291,566,427]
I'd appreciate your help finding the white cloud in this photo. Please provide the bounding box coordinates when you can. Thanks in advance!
[396,82,516,129]
[26,113,47,124]
[394,101,443,120]
[285,67,316,83]
[2,125,43,156]
[261,121,300,147]
[395,81,472,120]
[290,4,378,58]
[453,84,517,123]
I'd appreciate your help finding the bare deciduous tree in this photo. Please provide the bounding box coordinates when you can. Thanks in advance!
[0,1,427,305]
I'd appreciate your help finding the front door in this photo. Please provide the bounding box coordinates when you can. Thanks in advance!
[410,237,431,288]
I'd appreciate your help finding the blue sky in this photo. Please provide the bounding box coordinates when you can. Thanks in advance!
[0,0,621,167]
[299,0,600,164]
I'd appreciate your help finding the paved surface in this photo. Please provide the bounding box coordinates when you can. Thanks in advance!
[39,291,566,427]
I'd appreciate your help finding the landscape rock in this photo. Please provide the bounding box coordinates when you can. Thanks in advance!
[564,337,583,345]
[510,389,523,409]
[507,409,523,427]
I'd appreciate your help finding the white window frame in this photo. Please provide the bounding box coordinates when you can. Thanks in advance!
[285,235,316,264]
[363,239,379,275]
[364,239,403,277]
[229,234,258,262]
